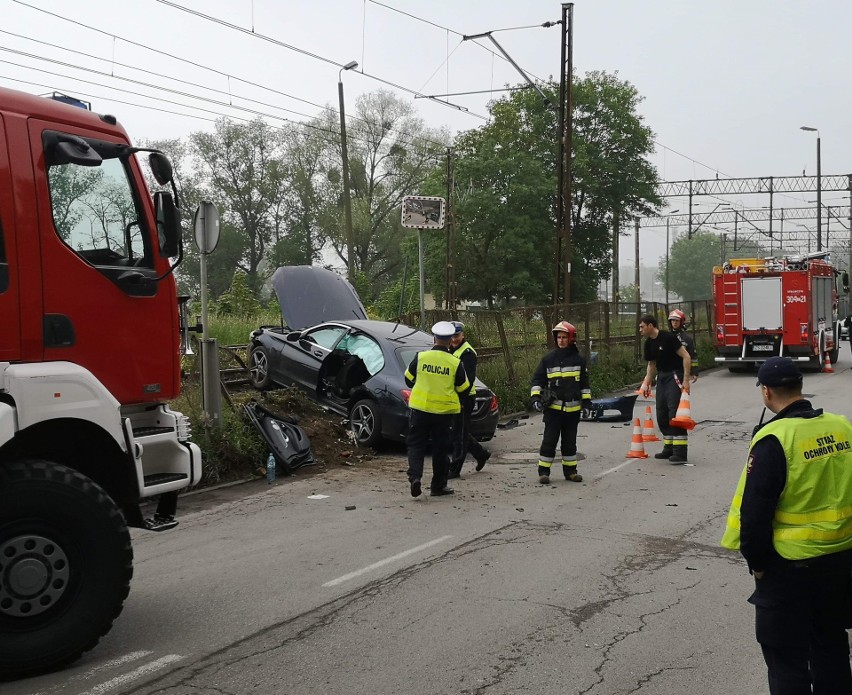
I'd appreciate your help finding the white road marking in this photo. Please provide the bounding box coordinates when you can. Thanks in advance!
[594,459,637,480]
[79,654,183,695]
[323,535,454,587]
[31,652,154,695]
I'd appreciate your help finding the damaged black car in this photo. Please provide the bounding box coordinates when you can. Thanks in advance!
[248,266,500,447]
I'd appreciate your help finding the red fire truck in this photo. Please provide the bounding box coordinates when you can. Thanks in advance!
[712,253,843,371]
[0,87,200,677]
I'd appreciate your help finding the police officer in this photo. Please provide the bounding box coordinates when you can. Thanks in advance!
[404,321,470,498]
[721,357,852,694]
[448,321,491,478]
[667,309,699,382]
[530,321,591,485]
[638,313,692,463]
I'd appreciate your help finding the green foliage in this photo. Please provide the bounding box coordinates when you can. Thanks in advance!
[428,72,660,307]
[659,232,720,301]
[619,284,640,303]
[215,271,262,317]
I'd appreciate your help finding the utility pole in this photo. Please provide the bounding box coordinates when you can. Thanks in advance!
[554,2,574,304]
[611,211,620,314]
[338,61,359,280]
[445,147,457,310]
[634,217,640,303]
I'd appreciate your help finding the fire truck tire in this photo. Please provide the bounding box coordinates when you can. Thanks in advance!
[0,460,133,679]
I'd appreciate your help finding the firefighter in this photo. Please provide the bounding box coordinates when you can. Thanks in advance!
[404,321,470,498]
[638,314,692,463]
[530,321,591,485]
[667,309,699,382]
[721,357,852,694]
[448,321,491,478]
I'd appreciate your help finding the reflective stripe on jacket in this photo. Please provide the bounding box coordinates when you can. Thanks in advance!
[530,345,591,413]
[405,348,469,414]
[721,412,852,559]
[452,341,477,395]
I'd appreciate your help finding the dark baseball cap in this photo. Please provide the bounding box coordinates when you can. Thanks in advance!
[756,357,803,387]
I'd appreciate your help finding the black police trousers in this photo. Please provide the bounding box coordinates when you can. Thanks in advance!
[451,395,487,471]
[406,409,452,492]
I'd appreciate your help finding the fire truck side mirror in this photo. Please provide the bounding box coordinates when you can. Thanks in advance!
[154,192,181,258]
[148,152,174,186]
[842,271,849,293]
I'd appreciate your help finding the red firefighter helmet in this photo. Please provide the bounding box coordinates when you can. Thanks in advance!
[668,309,687,327]
[552,321,576,343]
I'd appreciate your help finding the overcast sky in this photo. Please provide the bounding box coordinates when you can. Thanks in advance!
[3,0,850,270]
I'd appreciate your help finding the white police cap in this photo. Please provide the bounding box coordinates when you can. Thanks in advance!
[431,320,456,338]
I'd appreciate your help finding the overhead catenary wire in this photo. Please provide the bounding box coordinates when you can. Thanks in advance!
[152,0,487,119]
[1,12,451,151]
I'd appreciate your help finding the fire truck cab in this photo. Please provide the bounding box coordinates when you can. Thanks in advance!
[712,253,843,370]
[0,86,200,678]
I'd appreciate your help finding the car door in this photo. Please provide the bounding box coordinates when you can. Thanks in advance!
[278,324,348,392]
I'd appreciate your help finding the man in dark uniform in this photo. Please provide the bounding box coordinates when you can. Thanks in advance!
[530,321,592,485]
[667,309,699,382]
[721,357,852,695]
[404,321,470,498]
[638,314,692,463]
[448,321,491,478]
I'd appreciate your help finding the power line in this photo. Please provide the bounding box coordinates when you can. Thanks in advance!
[153,0,487,119]
[3,8,451,150]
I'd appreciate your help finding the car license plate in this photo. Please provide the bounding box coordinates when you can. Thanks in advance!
[752,344,774,351]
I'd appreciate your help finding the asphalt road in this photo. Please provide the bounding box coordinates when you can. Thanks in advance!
[13,351,852,695]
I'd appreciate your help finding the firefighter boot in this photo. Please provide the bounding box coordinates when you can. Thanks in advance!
[538,466,551,485]
[563,465,583,483]
[654,445,673,460]
[670,445,688,464]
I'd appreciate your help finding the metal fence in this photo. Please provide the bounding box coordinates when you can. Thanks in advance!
[403,300,713,384]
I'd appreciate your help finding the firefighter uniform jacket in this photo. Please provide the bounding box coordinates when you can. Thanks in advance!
[530,344,591,413]
[405,346,469,415]
[721,402,852,562]
[673,328,699,374]
[452,340,477,396]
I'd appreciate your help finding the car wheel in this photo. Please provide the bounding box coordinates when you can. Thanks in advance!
[349,399,383,448]
[249,346,272,390]
[0,460,133,679]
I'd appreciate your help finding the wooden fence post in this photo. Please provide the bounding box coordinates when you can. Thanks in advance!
[496,311,517,385]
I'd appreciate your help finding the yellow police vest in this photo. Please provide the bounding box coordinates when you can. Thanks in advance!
[721,412,852,560]
[405,349,468,414]
[452,341,477,395]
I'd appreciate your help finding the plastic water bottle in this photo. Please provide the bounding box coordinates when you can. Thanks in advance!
[266,452,276,484]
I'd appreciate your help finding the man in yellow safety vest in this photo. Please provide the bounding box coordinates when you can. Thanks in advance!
[404,321,470,498]
[721,356,852,694]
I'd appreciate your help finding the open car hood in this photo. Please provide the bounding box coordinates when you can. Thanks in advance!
[271,266,368,329]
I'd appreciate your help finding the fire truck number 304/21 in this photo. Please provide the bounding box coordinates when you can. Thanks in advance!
[786,294,808,303]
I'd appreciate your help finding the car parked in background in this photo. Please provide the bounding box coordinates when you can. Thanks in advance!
[248,267,499,446]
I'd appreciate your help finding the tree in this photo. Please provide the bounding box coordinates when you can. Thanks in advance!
[431,72,660,307]
[311,90,448,301]
[188,118,288,295]
[659,233,721,300]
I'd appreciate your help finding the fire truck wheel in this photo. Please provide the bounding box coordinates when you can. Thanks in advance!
[0,460,132,679]
[249,346,273,390]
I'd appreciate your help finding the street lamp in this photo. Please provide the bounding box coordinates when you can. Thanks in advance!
[339,60,358,280]
[800,126,821,251]
[665,209,679,304]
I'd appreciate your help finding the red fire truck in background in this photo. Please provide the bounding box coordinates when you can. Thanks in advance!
[0,87,200,677]
[712,253,845,371]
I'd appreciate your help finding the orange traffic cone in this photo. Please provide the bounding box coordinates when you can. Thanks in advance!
[626,418,649,459]
[822,353,834,374]
[670,390,697,430]
[635,386,654,400]
[642,406,660,442]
